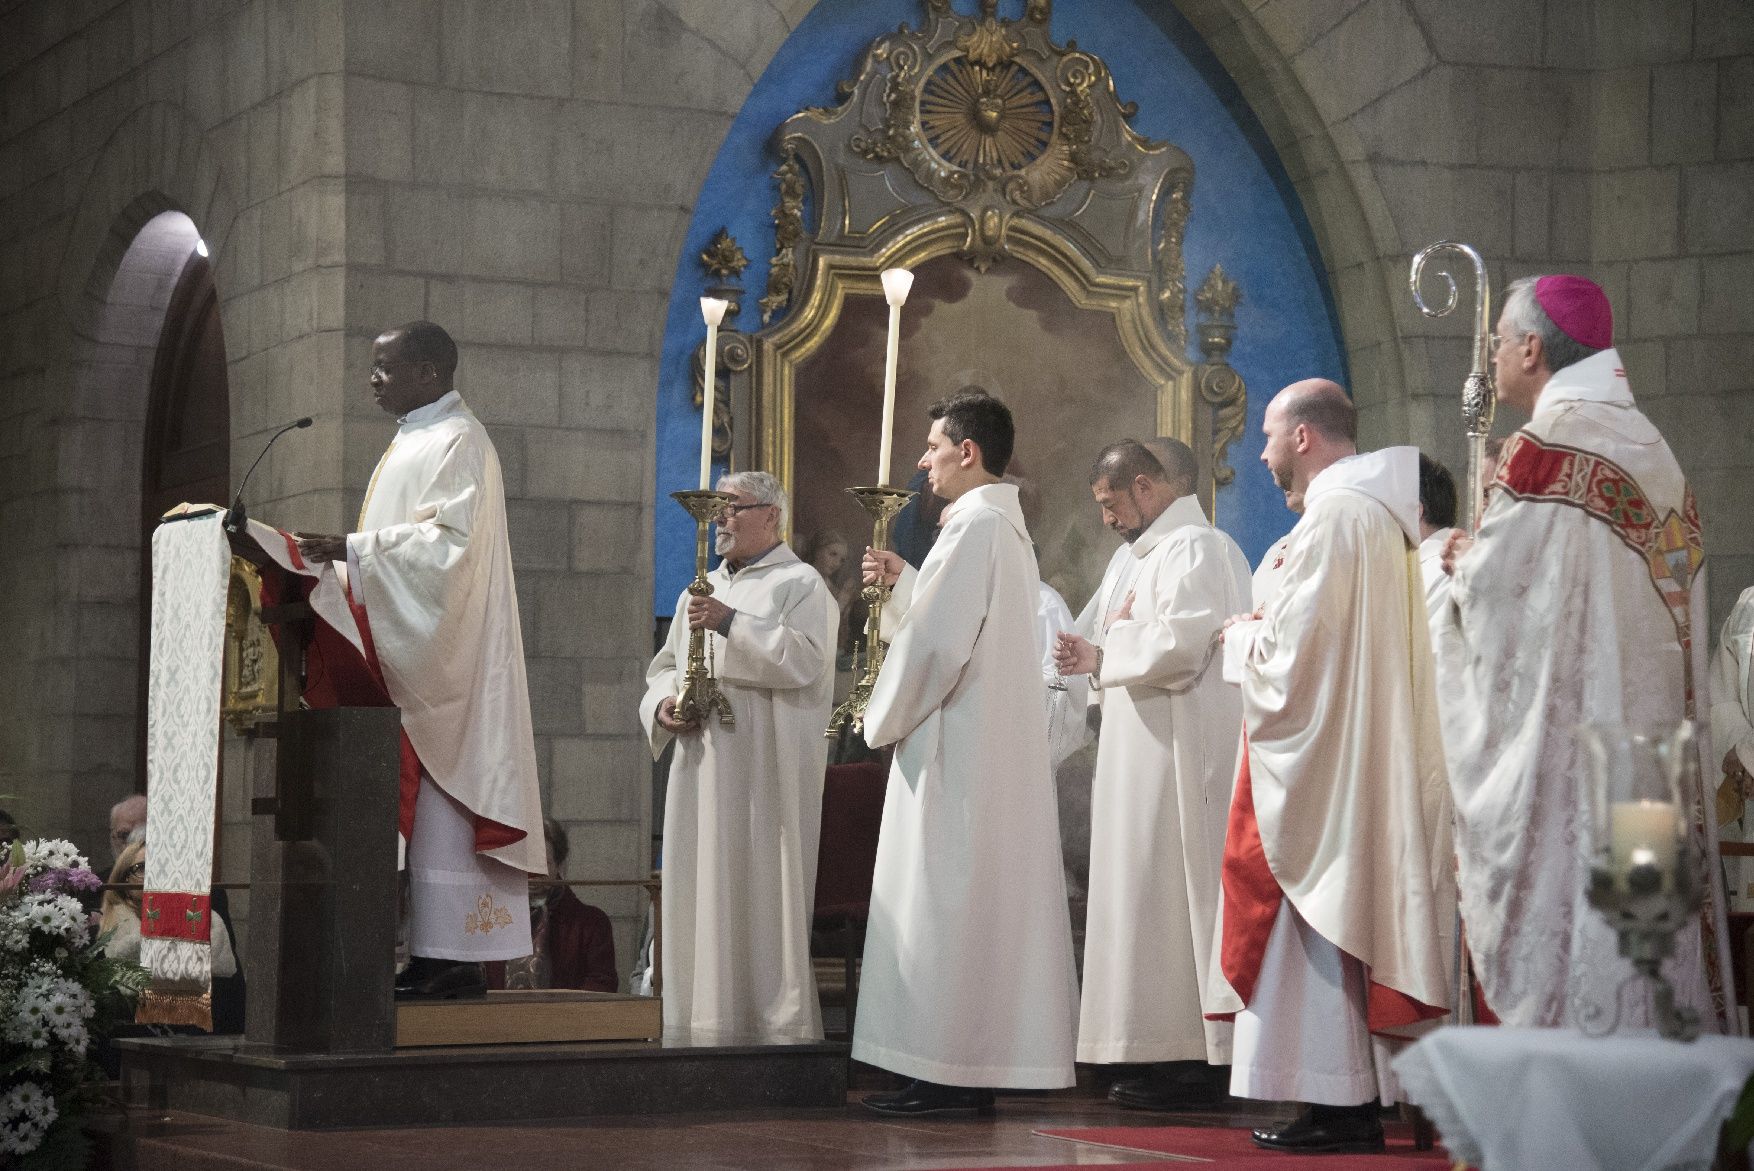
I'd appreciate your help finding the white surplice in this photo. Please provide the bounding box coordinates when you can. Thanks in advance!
[1418,528,1456,624]
[1447,349,1735,1032]
[348,390,542,959]
[853,482,1080,1088]
[1214,449,1455,1104]
[1077,493,1251,1066]
[639,544,838,1045]
[1712,588,1754,911]
[1036,581,1090,767]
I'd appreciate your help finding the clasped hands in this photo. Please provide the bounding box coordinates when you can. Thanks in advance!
[1053,593,1133,676]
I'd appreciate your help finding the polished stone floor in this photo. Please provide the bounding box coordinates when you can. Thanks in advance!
[110,1089,1286,1170]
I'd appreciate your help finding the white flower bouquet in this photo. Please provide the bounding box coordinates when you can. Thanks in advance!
[0,839,146,1168]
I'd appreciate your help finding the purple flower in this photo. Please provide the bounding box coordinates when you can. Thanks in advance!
[27,868,102,895]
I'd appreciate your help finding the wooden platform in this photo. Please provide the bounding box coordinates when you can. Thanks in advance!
[395,989,662,1047]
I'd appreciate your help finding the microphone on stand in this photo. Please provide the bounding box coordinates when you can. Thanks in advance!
[225,417,313,535]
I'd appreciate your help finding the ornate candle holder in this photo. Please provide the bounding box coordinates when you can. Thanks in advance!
[1581,721,1701,1041]
[825,484,915,740]
[671,489,736,729]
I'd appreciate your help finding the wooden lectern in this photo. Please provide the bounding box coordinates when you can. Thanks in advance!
[227,527,402,1055]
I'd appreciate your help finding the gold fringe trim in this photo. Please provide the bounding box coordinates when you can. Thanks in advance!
[137,985,213,1030]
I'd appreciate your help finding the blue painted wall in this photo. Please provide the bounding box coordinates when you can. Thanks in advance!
[652,0,1346,612]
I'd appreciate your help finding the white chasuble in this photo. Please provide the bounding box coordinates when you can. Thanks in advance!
[1078,494,1251,1065]
[349,391,542,958]
[1250,533,1294,611]
[854,483,1080,1088]
[1212,449,1455,1039]
[1448,349,1735,1032]
[639,544,838,1044]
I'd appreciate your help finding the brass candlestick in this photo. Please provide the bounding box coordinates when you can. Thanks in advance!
[671,489,736,728]
[826,484,916,739]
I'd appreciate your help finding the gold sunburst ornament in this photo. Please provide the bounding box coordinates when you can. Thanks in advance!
[920,58,1053,172]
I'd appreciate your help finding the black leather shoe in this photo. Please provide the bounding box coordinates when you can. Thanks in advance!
[861,1080,996,1117]
[1251,1104,1384,1154]
[1108,1063,1228,1111]
[394,959,487,1000]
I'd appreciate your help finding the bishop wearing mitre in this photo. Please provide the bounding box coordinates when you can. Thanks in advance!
[292,321,544,998]
[855,391,1079,1117]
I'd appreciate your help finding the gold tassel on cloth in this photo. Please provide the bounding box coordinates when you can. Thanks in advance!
[136,984,213,1030]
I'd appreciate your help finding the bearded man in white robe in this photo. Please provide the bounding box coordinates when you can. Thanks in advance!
[293,321,544,998]
[856,391,1079,1116]
[1053,438,1249,1110]
[1443,275,1735,1033]
[1213,380,1454,1155]
[639,471,837,1045]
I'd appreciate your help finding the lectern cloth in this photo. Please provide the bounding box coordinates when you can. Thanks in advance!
[1078,493,1251,1065]
[140,512,231,1027]
[1211,449,1455,1026]
[1394,1026,1754,1171]
[854,482,1079,1088]
[639,543,837,1044]
[1447,349,1733,1032]
[347,390,544,876]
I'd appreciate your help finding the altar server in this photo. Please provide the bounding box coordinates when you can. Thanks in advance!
[639,471,838,1044]
[1054,438,1249,1108]
[1213,380,1454,1155]
[1444,276,1734,1032]
[855,391,1079,1115]
[294,321,543,998]
[1712,588,1754,908]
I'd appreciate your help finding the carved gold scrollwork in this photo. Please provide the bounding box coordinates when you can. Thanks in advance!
[1156,169,1191,354]
[222,558,278,734]
[1193,264,1247,487]
[1057,52,1128,183]
[760,150,806,324]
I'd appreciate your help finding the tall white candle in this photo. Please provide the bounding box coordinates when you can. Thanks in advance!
[876,268,914,485]
[1609,799,1679,880]
[698,297,729,490]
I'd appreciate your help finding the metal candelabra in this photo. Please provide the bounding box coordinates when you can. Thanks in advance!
[671,489,736,729]
[825,484,915,740]
[1585,842,1704,1041]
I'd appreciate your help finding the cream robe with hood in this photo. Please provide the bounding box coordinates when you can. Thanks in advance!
[349,390,544,875]
[1077,492,1251,1065]
[853,482,1080,1088]
[1448,349,1734,1032]
[640,543,838,1044]
[1213,447,1455,1023]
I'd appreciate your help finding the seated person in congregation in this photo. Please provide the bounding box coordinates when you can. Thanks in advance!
[486,818,618,993]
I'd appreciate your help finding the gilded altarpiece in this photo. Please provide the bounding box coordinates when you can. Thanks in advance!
[700,0,1247,608]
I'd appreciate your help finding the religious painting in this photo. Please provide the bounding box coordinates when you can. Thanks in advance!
[791,253,1157,613]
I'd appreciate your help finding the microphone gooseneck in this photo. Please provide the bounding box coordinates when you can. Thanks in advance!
[225,417,314,534]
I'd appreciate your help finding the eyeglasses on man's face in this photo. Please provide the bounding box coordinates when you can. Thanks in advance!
[722,502,775,517]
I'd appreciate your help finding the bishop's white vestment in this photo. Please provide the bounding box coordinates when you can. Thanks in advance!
[854,482,1080,1088]
[1447,349,1735,1032]
[1213,448,1455,1105]
[1077,493,1251,1066]
[640,544,838,1044]
[349,390,543,961]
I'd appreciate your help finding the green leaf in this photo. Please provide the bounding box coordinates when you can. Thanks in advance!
[1722,1073,1754,1153]
[19,1111,92,1171]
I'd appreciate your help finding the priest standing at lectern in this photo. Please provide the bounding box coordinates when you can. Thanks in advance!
[292,320,544,999]
[855,391,1079,1117]
[639,470,838,1045]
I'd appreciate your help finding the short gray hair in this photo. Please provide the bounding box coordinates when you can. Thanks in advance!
[717,470,788,531]
[1501,275,1604,376]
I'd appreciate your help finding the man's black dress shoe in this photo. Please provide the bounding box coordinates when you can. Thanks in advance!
[861,1080,996,1117]
[1108,1062,1228,1111]
[1251,1102,1385,1154]
[394,958,488,1000]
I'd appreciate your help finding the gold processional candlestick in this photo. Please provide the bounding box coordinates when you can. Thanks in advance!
[671,489,736,728]
[825,484,916,740]
[1410,241,1496,535]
